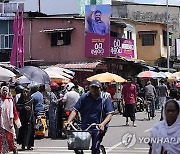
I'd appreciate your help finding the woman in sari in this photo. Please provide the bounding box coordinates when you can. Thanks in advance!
[16,87,35,150]
[0,86,18,154]
[149,99,180,154]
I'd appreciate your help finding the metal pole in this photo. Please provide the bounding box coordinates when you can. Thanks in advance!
[166,0,170,71]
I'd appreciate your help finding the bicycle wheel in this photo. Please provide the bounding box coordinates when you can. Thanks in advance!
[100,145,106,154]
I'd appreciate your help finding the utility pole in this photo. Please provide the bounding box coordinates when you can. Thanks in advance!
[166,0,170,71]
[38,0,41,12]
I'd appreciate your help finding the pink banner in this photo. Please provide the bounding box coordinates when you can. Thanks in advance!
[110,37,134,58]
[10,10,19,67]
[85,5,110,58]
[18,11,24,67]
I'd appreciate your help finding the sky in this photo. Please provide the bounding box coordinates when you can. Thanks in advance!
[103,0,180,5]
[135,0,180,5]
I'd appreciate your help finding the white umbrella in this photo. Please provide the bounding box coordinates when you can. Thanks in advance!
[45,70,70,83]
[16,76,31,84]
[45,67,74,79]
[0,67,16,81]
[158,72,167,78]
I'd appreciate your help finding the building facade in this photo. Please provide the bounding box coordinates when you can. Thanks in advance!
[111,1,180,60]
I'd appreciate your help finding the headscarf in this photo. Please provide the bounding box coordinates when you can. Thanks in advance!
[0,86,21,129]
[0,86,10,99]
[150,99,180,154]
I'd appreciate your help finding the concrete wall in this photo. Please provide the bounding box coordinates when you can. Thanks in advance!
[24,18,88,63]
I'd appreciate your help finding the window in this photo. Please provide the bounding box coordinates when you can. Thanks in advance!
[0,34,13,49]
[163,30,172,46]
[127,30,132,39]
[0,20,14,49]
[51,31,71,46]
[141,34,155,46]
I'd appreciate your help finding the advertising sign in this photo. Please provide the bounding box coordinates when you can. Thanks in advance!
[110,37,134,58]
[85,4,110,57]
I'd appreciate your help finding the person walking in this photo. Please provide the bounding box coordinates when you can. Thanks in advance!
[0,86,18,154]
[149,99,180,154]
[48,82,62,139]
[73,80,85,96]
[122,77,137,127]
[30,84,44,117]
[16,87,35,150]
[67,80,114,154]
[62,82,80,112]
[158,79,168,108]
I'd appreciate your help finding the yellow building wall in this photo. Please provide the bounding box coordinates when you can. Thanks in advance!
[136,23,166,66]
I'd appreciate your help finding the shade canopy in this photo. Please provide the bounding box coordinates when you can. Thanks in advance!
[18,66,50,85]
[0,67,16,81]
[44,70,70,83]
[87,72,126,83]
[45,66,74,79]
[137,71,164,79]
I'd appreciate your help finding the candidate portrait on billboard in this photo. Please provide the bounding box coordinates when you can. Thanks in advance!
[85,5,110,35]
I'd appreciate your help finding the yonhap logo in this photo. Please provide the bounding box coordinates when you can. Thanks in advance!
[122,132,136,148]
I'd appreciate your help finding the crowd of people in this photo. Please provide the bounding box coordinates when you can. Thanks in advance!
[0,75,180,154]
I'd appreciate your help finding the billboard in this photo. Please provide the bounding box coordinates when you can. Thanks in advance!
[110,37,134,58]
[85,4,110,57]
[176,38,180,57]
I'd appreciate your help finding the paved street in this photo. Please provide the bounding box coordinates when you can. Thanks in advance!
[13,110,161,154]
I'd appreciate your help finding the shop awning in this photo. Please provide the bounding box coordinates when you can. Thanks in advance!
[143,65,158,71]
[154,66,176,73]
[55,61,106,71]
[138,30,157,35]
[40,28,74,33]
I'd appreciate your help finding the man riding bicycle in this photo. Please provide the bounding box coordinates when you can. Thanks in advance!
[145,81,157,119]
[67,80,114,154]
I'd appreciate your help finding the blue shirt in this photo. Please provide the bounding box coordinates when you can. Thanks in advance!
[73,92,114,129]
[87,19,107,35]
[31,91,44,115]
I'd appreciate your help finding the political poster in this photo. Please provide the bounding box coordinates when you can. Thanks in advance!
[85,4,110,57]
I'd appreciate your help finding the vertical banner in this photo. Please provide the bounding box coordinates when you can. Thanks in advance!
[10,9,19,67]
[110,37,135,58]
[85,4,110,57]
[176,38,180,57]
[18,10,24,67]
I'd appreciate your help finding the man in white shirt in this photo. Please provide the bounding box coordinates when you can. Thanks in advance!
[63,82,80,111]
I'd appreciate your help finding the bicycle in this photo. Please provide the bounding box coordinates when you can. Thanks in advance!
[67,122,106,154]
[145,98,154,120]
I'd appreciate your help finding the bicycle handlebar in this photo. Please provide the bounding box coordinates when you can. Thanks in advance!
[69,122,100,131]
